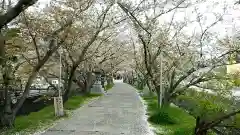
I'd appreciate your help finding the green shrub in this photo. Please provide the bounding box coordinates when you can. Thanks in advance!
[2,94,101,135]
[148,108,178,125]
[64,96,85,110]
[2,105,58,134]
[234,78,240,86]
[105,83,114,90]
[234,114,240,128]
[177,91,229,122]
[173,127,194,135]
[64,94,101,110]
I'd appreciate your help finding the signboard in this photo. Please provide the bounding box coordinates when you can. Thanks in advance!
[52,80,59,85]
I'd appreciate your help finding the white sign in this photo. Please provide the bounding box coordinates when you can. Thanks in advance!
[52,80,59,84]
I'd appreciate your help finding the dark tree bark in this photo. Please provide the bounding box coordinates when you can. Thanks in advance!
[85,71,93,93]
[0,0,37,29]
[0,35,5,65]
[162,89,171,107]
[63,65,77,102]
[194,117,208,135]
[1,24,71,128]
[62,7,109,100]
[0,60,14,127]
[156,86,161,108]
[0,87,15,128]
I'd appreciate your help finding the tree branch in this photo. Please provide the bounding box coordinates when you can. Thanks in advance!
[0,0,37,29]
[22,11,41,62]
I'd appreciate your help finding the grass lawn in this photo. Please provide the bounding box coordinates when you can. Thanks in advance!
[64,93,101,110]
[104,83,114,91]
[1,93,101,135]
[142,96,196,135]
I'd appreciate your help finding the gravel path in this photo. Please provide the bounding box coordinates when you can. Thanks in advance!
[41,82,154,135]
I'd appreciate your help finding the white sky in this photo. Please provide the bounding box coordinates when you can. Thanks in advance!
[32,0,240,37]
[158,0,240,38]
[30,0,240,59]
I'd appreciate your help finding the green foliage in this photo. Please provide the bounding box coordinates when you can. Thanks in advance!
[141,87,234,135]
[229,53,236,64]
[197,99,225,121]
[1,94,101,135]
[213,66,227,76]
[64,94,101,110]
[85,93,102,97]
[14,106,57,131]
[2,105,58,135]
[64,96,85,110]
[105,83,114,90]
[233,78,240,86]
[201,78,234,94]
[141,95,195,135]
[176,89,239,135]
[5,28,20,39]
[176,90,230,122]
[148,107,179,125]
[172,127,194,135]
[230,72,240,86]
[235,114,240,128]
[136,79,145,90]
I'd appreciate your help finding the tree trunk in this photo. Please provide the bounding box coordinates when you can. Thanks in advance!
[12,70,38,116]
[0,112,15,128]
[162,90,171,107]
[0,87,15,128]
[63,69,69,92]
[194,117,208,135]
[85,71,92,93]
[137,80,144,90]
[151,80,162,108]
[146,80,153,92]
[0,35,5,65]
[194,128,208,135]
[63,65,77,102]
[156,88,161,109]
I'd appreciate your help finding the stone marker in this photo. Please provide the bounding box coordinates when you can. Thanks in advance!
[90,69,104,94]
[54,96,64,117]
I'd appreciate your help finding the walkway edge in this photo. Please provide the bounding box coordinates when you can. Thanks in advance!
[129,84,156,135]
[33,96,102,135]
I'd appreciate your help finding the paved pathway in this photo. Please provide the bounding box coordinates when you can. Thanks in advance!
[41,82,154,135]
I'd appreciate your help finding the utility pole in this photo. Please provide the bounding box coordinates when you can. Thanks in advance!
[159,53,163,108]
[54,40,64,117]
[59,46,62,98]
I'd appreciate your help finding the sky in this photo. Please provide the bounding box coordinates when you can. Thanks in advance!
[31,0,240,37]
[157,0,240,38]
[29,0,240,58]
